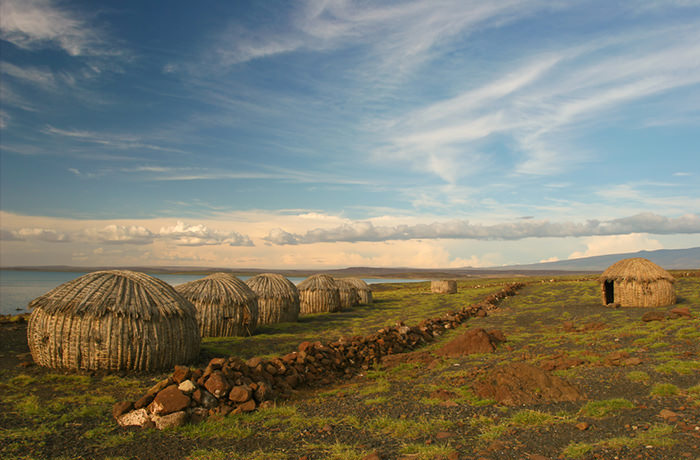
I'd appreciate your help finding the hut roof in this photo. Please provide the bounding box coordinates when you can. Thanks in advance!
[298,274,338,291]
[339,278,371,291]
[599,258,675,283]
[246,273,298,298]
[176,272,256,305]
[335,278,359,292]
[27,270,196,320]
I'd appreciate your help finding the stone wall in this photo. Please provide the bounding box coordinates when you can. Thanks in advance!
[114,283,524,429]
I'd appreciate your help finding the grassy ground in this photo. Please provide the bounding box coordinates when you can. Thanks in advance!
[1,275,698,460]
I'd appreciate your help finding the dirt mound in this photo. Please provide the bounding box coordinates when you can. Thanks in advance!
[436,328,504,357]
[473,362,584,405]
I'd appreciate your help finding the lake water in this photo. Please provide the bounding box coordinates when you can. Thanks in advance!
[0,270,427,315]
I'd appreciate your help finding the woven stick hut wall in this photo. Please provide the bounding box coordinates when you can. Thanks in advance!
[298,274,341,314]
[176,273,258,337]
[245,273,300,324]
[335,278,360,308]
[599,258,676,307]
[341,278,373,304]
[27,270,200,372]
[431,280,458,294]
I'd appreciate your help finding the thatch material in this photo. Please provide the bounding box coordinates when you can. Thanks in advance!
[27,270,200,372]
[176,273,258,337]
[599,258,675,307]
[245,273,300,324]
[341,278,373,304]
[431,280,458,294]
[335,278,360,308]
[298,274,341,314]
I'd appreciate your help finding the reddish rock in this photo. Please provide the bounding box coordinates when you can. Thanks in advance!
[575,422,590,431]
[146,378,172,397]
[172,365,191,384]
[192,388,218,409]
[254,381,273,403]
[204,371,231,398]
[229,385,253,403]
[208,357,226,369]
[473,363,584,405]
[487,329,506,343]
[435,431,453,439]
[152,410,188,429]
[112,401,133,419]
[669,306,691,318]
[622,357,642,366]
[436,328,501,357]
[133,393,155,409]
[540,356,585,371]
[659,409,680,422]
[642,311,665,322]
[236,399,257,413]
[150,385,190,416]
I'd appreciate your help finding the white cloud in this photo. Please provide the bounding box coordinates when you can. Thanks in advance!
[569,234,664,259]
[83,225,155,245]
[264,213,700,245]
[158,221,253,247]
[375,23,700,182]
[0,0,103,55]
[0,227,72,242]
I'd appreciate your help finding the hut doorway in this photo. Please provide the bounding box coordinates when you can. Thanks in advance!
[604,280,614,304]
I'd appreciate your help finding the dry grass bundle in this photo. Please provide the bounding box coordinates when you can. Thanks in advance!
[27,270,200,372]
[245,273,300,324]
[340,278,373,304]
[335,278,360,308]
[297,274,341,314]
[176,273,258,337]
[431,280,458,294]
[599,258,676,307]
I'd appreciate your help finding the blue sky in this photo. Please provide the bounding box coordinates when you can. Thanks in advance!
[1,0,699,269]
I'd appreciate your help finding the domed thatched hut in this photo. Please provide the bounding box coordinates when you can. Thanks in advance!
[176,273,258,337]
[245,273,300,324]
[27,270,200,372]
[341,278,373,304]
[599,258,676,307]
[298,274,340,314]
[431,280,457,294]
[335,278,360,308]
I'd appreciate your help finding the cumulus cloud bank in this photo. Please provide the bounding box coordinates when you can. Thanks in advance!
[264,213,700,245]
[2,221,253,247]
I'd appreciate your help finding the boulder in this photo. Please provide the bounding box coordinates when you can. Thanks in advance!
[117,408,152,427]
[642,311,665,322]
[112,401,133,419]
[228,385,253,403]
[204,371,231,398]
[150,385,191,416]
[152,410,188,429]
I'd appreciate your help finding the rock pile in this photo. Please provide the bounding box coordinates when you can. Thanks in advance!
[114,283,524,429]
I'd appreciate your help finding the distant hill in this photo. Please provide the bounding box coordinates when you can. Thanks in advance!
[3,247,697,279]
[489,247,700,271]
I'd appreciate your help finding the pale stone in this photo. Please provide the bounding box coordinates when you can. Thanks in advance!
[117,408,151,427]
[152,410,188,430]
[178,379,197,394]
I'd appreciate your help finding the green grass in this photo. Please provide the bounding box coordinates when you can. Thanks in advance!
[654,359,700,375]
[625,371,650,383]
[579,398,635,418]
[601,423,676,449]
[650,383,680,397]
[562,442,593,459]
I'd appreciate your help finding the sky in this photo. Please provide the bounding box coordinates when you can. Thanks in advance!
[1,0,699,269]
